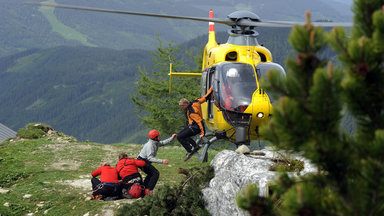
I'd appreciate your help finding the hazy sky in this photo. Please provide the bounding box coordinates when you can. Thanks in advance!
[333,0,354,5]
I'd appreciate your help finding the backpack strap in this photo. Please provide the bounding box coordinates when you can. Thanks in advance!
[118,159,136,175]
[186,100,199,124]
[122,173,142,184]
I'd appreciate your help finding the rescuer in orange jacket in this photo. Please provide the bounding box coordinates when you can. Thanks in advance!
[91,162,120,200]
[177,87,213,161]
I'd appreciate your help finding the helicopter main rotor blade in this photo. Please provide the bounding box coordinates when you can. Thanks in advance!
[236,19,293,27]
[237,19,353,27]
[25,2,231,25]
[25,2,353,28]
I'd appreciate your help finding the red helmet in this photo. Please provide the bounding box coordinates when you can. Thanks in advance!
[148,129,160,140]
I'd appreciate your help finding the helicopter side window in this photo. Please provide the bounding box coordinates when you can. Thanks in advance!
[256,62,286,80]
[225,51,238,61]
[218,63,257,112]
[256,63,286,103]
[257,52,267,62]
[200,71,207,97]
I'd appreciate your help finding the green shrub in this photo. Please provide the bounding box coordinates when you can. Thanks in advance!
[269,158,304,174]
[117,165,214,216]
[0,203,27,216]
[16,128,45,139]
[26,123,52,133]
[0,171,29,187]
[236,184,275,216]
[16,123,52,139]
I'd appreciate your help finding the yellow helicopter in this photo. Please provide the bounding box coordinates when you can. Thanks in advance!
[26,2,352,162]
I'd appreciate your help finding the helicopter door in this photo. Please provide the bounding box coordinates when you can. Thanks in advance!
[207,67,216,119]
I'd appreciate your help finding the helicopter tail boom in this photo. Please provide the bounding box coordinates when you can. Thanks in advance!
[168,63,202,94]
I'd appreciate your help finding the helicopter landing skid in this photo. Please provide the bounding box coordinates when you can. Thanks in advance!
[195,135,218,163]
[183,133,220,162]
[183,146,206,162]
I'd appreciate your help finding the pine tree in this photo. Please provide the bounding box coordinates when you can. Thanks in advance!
[131,38,201,136]
[237,1,384,215]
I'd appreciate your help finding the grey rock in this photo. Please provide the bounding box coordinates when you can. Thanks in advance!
[0,188,10,194]
[235,145,251,154]
[23,194,32,199]
[202,149,316,216]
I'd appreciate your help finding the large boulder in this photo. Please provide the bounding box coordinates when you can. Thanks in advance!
[202,149,316,216]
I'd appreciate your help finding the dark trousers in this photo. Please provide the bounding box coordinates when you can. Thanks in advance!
[177,125,201,152]
[138,158,159,191]
[91,177,120,197]
[121,173,143,190]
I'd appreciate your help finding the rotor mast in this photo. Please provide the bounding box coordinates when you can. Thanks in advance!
[226,11,260,46]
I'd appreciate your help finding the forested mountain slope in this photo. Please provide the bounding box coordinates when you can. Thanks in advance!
[0,47,153,143]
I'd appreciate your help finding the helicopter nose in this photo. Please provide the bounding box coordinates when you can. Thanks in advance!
[247,89,271,121]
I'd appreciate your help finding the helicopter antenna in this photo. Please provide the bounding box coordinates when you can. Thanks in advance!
[207,9,218,48]
[209,9,215,32]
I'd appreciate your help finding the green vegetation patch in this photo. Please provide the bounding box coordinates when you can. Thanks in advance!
[6,53,42,73]
[16,128,45,139]
[0,171,30,188]
[117,165,214,216]
[38,0,96,47]
[269,157,304,174]
[16,123,52,139]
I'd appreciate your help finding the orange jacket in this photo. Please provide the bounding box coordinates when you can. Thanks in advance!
[186,87,213,136]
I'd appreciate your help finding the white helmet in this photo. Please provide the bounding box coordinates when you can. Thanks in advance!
[226,68,239,77]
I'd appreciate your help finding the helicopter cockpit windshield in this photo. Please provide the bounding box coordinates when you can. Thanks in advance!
[217,62,257,112]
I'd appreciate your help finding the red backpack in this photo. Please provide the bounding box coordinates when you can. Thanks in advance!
[128,183,143,198]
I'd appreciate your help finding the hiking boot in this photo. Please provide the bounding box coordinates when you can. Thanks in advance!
[184,150,196,162]
[184,145,202,161]
[191,145,201,153]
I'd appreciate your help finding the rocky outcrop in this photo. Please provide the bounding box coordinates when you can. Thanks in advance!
[202,149,317,216]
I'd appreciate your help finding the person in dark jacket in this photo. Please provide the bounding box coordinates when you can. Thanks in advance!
[137,129,177,192]
[91,162,120,200]
[116,153,147,197]
[178,87,213,161]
